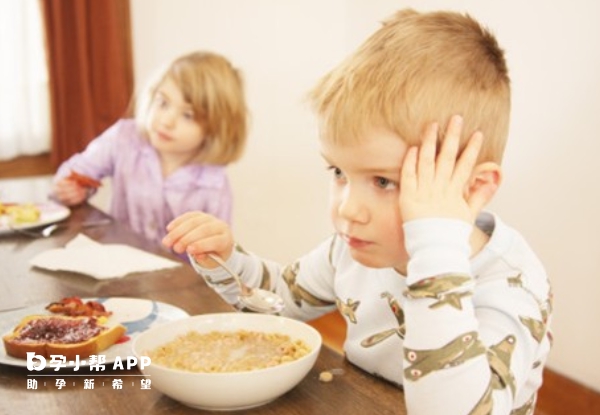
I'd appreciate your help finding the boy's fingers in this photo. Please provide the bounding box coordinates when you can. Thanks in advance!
[164,215,201,249]
[436,115,463,180]
[400,146,418,193]
[186,233,225,256]
[416,122,438,186]
[166,215,231,257]
[166,211,202,230]
[453,132,483,186]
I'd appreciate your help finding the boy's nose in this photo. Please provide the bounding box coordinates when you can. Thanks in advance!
[337,189,368,223]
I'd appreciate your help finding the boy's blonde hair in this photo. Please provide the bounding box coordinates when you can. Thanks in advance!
[136,51,248,164]
[310,9,511,164]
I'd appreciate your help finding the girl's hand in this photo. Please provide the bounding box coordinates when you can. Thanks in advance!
[162,211,235,267]
[52,178,88,206]
[400,115,486,225]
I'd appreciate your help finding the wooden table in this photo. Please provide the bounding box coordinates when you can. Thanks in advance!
[0,193,404,414]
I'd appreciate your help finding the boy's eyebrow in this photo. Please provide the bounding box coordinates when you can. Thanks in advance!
[320,153,400,175]
[361,167,400,176]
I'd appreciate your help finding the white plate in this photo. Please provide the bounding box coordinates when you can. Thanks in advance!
[0,297,189,369]
[0,201,71,235]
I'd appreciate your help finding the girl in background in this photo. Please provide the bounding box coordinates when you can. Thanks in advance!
[51,51,248,245]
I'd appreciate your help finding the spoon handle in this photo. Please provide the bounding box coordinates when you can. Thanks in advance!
[206,253,253,297]
[8,226,46,238]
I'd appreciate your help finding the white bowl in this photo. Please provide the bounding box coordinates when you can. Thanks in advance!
[132,312,322,411]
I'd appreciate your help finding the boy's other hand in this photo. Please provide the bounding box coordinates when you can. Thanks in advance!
[162,211,234,267]
[400,115,486,225]
[52,178,88,206]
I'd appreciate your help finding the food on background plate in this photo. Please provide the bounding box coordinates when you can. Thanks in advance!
[2,315,126,360]
[1,203,41,224]
[46,296,112,317]
[146,329,311,373]
[68,170,102,189]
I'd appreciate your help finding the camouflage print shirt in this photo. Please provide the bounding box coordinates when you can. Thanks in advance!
[192,212,552,415]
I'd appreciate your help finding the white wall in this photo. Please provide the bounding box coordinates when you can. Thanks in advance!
[131,0,347,260]
[130,0,600,392]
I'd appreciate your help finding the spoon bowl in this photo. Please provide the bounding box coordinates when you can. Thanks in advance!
[207,253,285,314]
[239,287,285,314]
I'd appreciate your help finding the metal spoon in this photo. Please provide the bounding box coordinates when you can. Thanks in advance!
[207,253,285,314]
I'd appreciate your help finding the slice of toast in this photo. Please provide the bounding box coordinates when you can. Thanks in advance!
[2,315,126,360]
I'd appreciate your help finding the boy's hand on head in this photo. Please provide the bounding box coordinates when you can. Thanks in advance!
[162,211,234,268]
[400,115,485,225]
[52,178,88,206]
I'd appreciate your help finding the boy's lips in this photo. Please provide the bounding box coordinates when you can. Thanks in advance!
[342,234,372,249]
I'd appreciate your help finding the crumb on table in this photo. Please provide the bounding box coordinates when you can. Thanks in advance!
[319,370,334,382]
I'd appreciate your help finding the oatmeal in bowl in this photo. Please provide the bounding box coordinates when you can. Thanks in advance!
[132,313,322,410]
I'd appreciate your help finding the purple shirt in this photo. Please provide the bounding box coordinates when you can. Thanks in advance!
[54,119,232,245]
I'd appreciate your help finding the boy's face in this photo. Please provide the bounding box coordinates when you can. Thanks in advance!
[146,77,206,160]
[320,128,410,271]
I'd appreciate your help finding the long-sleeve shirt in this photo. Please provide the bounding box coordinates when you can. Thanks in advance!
[53,119,232,245]
[191,212,552,414]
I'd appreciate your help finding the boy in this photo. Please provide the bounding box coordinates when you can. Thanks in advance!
[163,9,552,414]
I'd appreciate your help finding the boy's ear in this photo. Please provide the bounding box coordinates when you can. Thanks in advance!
[465,162,502,210]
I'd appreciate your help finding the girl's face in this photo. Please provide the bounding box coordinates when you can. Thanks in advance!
[320,128,410,271]
[146,77,205,161]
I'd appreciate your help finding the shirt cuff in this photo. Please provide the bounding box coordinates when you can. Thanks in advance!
[403,218,473,284]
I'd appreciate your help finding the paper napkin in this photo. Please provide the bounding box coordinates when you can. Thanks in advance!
[30,234,181,279]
